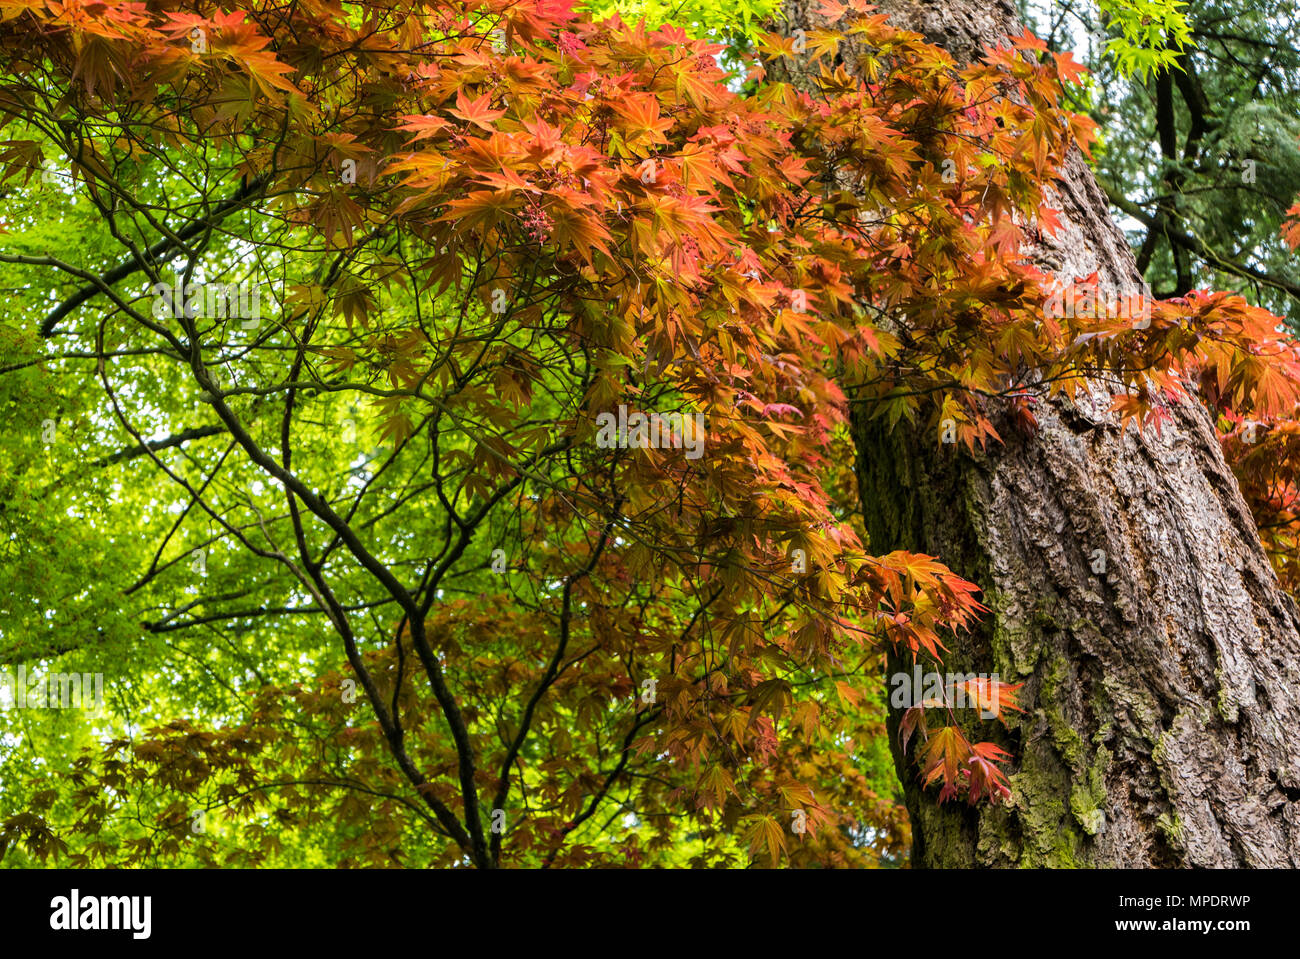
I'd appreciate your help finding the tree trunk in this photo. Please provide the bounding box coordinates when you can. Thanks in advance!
[780,0,1300,866]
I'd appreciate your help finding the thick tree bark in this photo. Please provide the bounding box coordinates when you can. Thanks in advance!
[780,0,1300,866]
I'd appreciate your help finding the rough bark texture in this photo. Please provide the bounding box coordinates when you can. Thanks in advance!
[780,0,1300,866]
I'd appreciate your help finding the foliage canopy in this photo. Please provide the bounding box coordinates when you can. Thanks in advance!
[1,0,1299,868]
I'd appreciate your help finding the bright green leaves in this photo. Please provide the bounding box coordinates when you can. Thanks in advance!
[1096,0,1192,81]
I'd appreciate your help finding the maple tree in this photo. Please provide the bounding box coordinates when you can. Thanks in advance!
[1,0,1299,868]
